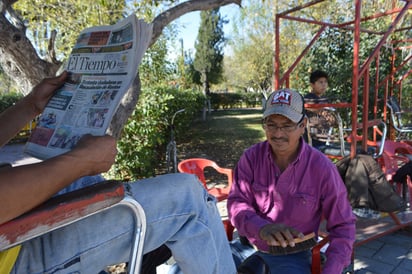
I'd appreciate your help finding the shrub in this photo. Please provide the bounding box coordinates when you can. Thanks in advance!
[0,93,23,113]
[111,86,204,180]
[209,91,262,109]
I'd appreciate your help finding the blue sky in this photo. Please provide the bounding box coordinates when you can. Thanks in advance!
[171,4,240,59]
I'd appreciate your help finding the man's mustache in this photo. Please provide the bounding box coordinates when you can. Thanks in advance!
[270,137,288,142]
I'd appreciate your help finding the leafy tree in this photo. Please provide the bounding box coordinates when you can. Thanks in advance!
[171,39,199,90]
[5,0,128,93]
[139,34,174,87]
[181,54,201,89]
[193,8,226,96]
[224,0,274,93]
[224,0,328,94]
[13,0,127,59]
[296,27,355,100]
[170,46,201,90]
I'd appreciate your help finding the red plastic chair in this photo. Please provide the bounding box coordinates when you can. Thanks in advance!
[379,140,412,200]
[0,180,146,273]
[378,151,412,206]
[382,140,412,162]
[178,158,233,202]
[178,158,235,240]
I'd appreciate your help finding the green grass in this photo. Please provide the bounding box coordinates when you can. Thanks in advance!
[177,108,266,169]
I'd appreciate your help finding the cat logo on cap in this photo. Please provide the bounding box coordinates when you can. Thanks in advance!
[271,90,292,105]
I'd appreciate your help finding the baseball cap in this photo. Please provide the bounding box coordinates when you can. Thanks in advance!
[263,88,305,123]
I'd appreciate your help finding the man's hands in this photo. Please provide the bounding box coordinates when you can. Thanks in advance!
[26,72,118,177]
[65,134,117,176]
[259,223,304,248]
[25,71,68,115]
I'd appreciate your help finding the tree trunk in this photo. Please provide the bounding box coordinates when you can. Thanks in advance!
[203,77,210,96]
[0,13,60,93]
[107,73,141,140]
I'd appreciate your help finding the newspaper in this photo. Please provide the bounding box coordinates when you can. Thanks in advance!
[25,14,153,159]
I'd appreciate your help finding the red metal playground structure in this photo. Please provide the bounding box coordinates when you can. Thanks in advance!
[273,0,412,251]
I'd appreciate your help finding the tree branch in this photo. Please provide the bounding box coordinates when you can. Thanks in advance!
[4,5,25,31]
[107,72,142,139]
[47,29,59,64]
[0,0,18,13]
[151,0,241,47]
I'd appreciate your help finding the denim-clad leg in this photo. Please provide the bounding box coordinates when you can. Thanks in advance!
[257,250,312,274]
[128,173,236,274]
[228,239,311,274]
[12,173,236,274]
[229,238,256,268]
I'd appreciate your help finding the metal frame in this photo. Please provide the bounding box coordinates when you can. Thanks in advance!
[273,0,412,156]
[305,107,348,158]
[386,96,412,140]
[0,181,146,274]
[119,196,147,273]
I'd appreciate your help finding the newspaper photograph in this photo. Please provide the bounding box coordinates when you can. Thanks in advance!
[25,14,153,159]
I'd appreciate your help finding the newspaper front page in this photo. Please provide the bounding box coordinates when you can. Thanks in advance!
[25,15,153,159]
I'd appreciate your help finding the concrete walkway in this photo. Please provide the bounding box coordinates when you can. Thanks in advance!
[1,144,412,274]
[354,229,412,274]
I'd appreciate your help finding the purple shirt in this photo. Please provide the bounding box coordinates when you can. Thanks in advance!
[227,139,356,274]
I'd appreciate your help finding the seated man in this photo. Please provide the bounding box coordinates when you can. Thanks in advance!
[0,72,236,274]
[228,89,355,274]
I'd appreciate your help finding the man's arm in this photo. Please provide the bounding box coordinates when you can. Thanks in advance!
[321,167,356,274]
[0,72,118,224]
[0,72,67,147]
[0,134,117,225]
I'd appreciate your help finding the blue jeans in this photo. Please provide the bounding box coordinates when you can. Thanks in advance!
[11,173,236,274]
[231,238,311,274]
[255,250,311,274]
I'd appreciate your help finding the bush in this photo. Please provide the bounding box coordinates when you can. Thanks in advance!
[209,92,262,109]
[0,93,23,113]
[111,86,204,180]
[243,92,262,108]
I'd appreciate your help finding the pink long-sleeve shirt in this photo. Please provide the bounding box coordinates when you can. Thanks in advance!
[227,140,356,274]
